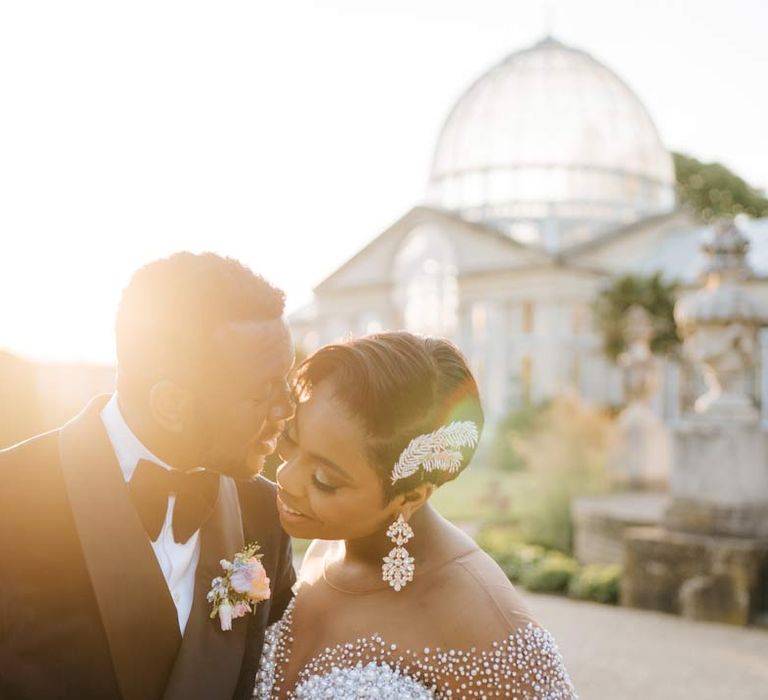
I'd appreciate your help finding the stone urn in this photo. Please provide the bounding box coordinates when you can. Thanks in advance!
[674,219,768,422]
[622,219,768,625]
[668,218,768,537]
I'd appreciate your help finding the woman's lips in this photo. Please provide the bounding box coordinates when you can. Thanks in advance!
[277,494,310,519]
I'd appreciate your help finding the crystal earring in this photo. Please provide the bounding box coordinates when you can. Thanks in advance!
[382,514,415,592]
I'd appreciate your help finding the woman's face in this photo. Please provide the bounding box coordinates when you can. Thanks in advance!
[274,379,400,540]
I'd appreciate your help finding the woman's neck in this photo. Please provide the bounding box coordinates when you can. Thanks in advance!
[345,504,438,564]
[319,504,454,594]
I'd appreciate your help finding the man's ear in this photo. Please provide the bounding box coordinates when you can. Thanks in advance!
[149,380,191,433]
[397,483,436,520]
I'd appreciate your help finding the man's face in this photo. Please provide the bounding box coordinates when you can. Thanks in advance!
[191,318,295,480]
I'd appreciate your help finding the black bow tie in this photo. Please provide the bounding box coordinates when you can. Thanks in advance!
[129,460,220,544]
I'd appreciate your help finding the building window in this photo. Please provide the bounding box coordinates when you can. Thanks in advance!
[522,301,535,334]
[359,312,384,335]
[521,355,533,405]
[572,304,587,335]
[394,224,458,336]
[570,353,581,389]
[471,302,487,342]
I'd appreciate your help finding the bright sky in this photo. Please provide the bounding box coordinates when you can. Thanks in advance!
[1,0,766,363]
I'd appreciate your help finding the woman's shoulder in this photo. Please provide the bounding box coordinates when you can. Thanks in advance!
[402,547,577,698]
[421,546,538,642]
[296,539,334,584]
[419,547,578,697]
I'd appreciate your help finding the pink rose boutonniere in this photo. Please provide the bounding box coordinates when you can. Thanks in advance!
[207,542,271,631]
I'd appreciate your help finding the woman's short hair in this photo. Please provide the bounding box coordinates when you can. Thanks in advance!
[294,331,484,500]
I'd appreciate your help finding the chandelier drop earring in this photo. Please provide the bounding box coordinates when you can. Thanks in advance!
[382,513,415,592]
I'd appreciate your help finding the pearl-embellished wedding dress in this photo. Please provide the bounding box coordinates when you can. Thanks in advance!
[252,549,578,700]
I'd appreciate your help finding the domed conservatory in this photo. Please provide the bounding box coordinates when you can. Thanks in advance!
[428,37,675,250]
[291,36,768,424]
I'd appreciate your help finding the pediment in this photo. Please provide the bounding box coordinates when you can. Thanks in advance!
[315,206,550,294]
[564,209,700,272]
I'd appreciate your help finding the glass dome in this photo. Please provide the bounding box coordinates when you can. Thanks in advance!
[427,36,676,250]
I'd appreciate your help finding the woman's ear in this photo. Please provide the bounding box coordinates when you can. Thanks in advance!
[397,483,436,520]
[149,380,191,433]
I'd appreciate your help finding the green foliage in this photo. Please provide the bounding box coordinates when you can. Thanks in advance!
[490,401,547,472]
[567,564,622,604]
[592,273,681,362]
[521,552,580,593]
[477,527,547,582]
[477,525,618,603]
[674,152,768,222]
[511,395,615,554]
[518,480,576,554]
[432,470,531,523]
[475,523,527,554]
[477,528,545,582]
[290,538,311,557]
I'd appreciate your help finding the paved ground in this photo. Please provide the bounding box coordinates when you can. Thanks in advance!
[524,592,768,700]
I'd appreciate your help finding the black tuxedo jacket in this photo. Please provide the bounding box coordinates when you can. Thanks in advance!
[0,396,296,700]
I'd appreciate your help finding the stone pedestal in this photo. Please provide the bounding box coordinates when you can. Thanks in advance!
[573,492,667,565]
[666,499,768,540]
[611,402,671,488]
[668,421,768,538]
[621,421,768,625]
[619,221,768,625]
[622,526,768,625]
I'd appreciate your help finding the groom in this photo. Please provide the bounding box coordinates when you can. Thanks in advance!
[0,253,297,700]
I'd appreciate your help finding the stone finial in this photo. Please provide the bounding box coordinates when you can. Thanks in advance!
[674,219,768,421]
[701,218,752,286]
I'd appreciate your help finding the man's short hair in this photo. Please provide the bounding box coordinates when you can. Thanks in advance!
[116,252,285,394]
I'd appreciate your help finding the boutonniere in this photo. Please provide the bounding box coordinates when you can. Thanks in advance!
[207,542,271,631]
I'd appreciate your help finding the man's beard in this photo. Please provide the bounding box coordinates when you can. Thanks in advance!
[203,444,263,480]
[191,410,261,480]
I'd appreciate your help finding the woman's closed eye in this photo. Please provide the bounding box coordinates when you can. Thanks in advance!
[311,469,339,494]
[277,431,340,493]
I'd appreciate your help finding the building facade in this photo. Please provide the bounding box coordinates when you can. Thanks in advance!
[291,36,768,423]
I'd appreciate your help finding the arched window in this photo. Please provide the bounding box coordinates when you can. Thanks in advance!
[393,225,459,336]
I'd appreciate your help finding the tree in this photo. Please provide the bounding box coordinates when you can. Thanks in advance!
[673,152,768,221]
[592,273,681,362]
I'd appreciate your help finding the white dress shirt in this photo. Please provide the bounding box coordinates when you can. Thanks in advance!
[101,393,200,635]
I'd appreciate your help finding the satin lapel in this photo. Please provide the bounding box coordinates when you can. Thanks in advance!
[58,397,182,700]
[163,477,248,700]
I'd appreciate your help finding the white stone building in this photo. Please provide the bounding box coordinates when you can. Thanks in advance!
[291,36,768,423]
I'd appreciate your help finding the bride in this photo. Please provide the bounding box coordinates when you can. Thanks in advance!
[253,331,577,699]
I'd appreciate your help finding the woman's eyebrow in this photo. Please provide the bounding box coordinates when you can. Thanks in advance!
[293,408,354,483]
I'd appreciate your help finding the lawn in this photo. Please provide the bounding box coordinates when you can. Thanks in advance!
[430,467,530,523]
